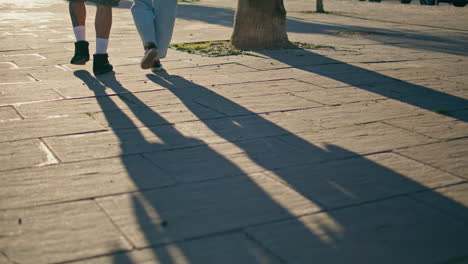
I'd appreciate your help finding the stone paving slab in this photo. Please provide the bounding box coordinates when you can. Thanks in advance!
[293,86,389,105]
[238,50,340,70]
[16,89,195,118]
[246,197,468,264]
[0,201,132,264]
[0,62,18,70]
[411,182,468,223]
[0,114,106,142]
[209,79,324,98]
[289,122,435,155]
[0,69,35,84]
[443,74,468,84]
[1,0,468,263]
[112,62,256,81]
[384,112,468,140]
[26,65,77,82]
[96,172,319,248]
[263,152,463,209]
[297,71,398,89]
[0,155,174,210]
[0,139,56,171]
[197,92,323,116]
[69,233,282,264]
[378,67,465,82]
[91,102,223,130]
[0,107,20,121]
[0,85,62,107]
[42,125,203,162]
[392,78,468,93]
[52,78,165,99]
[274,99,427,129]
[350,58,457,72]
[0,52,60,67]
[174,115,294,145]
[357,80,467,101]
[0,253,8,264]
[15,96,126,118]
[143,136,315,183]
[396,138,468,179]
[179,67,315,86]
[44,108,323,163]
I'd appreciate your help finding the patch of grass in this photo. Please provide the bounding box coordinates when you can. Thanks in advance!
[170,40,332,57]
[293,42,332,49]
[170,41,248,57]
[290,10,348,15]
[335,30,384,36]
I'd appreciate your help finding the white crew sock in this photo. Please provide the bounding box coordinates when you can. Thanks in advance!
[95,38,109,54]
[73,26,86,41]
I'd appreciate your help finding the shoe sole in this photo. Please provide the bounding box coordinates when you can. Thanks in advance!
[141,48,158,69]
[94,68,113,75]
[94,65,114,75]
[151,65,162,73]
[71,56,90,65]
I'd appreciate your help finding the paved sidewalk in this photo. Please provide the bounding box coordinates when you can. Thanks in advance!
[1,0,468,263]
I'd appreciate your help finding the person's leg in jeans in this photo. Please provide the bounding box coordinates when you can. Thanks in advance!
[154,0,178,60]
[131,0,158,69]
[131,0,178,72]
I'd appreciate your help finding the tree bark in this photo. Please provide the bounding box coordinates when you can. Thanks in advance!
[316,0,325,13]
[231,0,294,50]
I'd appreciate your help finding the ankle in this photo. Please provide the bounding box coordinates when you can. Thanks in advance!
[144,42,157,50]
[96,38,109,54]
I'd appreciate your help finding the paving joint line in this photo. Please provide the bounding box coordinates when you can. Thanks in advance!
[380,119,449,141]
[393,149,467,181]
[0,148,406,210]
[52,249,131,264]
[38,137,62,164]
[0,128,109,144]
[406,183,468,227]
[210,77,296,87]
[94,199,137,250]
[242,231,288,264]
[0,251,19,264]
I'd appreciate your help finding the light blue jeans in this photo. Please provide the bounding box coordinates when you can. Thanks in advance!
[131,0,178,59]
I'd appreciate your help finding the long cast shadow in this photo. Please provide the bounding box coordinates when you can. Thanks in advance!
[73,64,468,263]
[147,70,468,262]
[76,70,322,263]
[255,48,468,122]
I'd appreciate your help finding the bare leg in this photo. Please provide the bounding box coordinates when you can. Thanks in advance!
[93,4,114,74]
[69,0,89,65]
[69,0,86,27]
[95,4,112,39]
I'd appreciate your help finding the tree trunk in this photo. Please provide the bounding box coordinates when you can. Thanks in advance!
[231,0,294,50]
[316,0,325,13]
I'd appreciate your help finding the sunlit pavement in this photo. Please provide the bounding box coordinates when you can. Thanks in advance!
[0,0,467,263]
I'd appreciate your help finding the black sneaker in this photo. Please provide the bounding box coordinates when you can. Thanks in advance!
[141,42,158,69]
[151,60,163,73]
[93,54,113,75]
[70,41,90,65]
